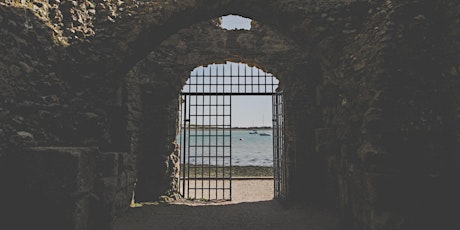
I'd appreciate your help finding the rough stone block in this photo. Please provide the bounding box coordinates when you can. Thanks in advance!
[93,174,134,230]
[316,83,339,106]
[13,147,97,196]
[97,176,119,202]
[315,128,338,155]
[96,152,121,177]
[1,147,100,229]
[122,153,136,170]
[7,189,96,230]
[74,194,94,230]
[363,172,457,229]
[96,152,135,178]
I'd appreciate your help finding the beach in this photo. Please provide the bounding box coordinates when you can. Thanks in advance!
[181,165,273,178]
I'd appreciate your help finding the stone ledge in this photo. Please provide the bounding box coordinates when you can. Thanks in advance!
[12,147,97,196]
[3,147,99,230]
[96,152,129,177]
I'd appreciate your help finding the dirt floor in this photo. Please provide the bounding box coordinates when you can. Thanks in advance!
[114,180,340,230]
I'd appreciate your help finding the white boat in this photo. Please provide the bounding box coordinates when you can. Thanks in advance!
[258,115,271,136]
[249,130,258,134]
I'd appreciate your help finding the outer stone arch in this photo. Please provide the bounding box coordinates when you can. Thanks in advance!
[69,0,344,83]
[106,0,308,73]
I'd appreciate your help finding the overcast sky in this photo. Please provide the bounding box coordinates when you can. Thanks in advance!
[188,62,277,128]
[220,14,251,30]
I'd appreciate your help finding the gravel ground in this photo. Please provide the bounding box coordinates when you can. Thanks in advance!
[114,180,340,230]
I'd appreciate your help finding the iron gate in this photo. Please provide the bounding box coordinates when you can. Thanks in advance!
[180,93,232,200]
[180,63,280,201]
[273,90,286,200]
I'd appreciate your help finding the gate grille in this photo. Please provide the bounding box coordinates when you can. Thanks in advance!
[180,94,232,200]
[180,62,280,201]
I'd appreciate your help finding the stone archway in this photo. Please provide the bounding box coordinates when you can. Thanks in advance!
[2,1,460,229]
[124,18,313,202]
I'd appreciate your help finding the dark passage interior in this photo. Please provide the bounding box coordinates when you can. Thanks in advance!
[1,1,459,230]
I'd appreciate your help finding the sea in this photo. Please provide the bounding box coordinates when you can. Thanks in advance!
[177,129,273,166]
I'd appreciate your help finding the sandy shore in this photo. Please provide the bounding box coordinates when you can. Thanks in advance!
[181,165,273,178]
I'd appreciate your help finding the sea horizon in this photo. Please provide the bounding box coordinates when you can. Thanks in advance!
[177,129,273,166]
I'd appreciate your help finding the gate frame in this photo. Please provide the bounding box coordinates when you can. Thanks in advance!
[180,92,233,200]
[179,63,283,201]
[273,90,287,201]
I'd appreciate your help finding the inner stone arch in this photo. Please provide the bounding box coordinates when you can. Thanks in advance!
[127,16,303,202]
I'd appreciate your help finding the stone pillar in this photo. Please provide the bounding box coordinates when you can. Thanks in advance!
[283,67,326,206]
[135,84,180,202]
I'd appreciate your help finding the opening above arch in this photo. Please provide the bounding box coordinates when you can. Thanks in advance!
[219,15,252,30]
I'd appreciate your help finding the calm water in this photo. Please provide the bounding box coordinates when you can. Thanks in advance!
[177,129,273,166]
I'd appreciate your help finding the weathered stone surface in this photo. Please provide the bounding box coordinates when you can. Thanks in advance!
[18,147,96,193]
[97,152,124,177]
[1,0,459,229]
[129,18,303,201]
[1,147,97,229]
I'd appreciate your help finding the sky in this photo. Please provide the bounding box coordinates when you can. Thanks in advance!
[186,62,278,128]
[184,15,273,128]
[220,15,252,30]
[232,95,273,127]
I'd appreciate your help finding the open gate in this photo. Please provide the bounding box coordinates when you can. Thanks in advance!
[273,90,286,200]
[180,63,280,201]
[180,93,232,200]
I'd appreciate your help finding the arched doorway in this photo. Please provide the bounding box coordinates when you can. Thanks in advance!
[178,62,286,201]
[127,13,303,203]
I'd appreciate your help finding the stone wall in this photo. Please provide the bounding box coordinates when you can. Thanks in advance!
[0,5,66,154]
[325,1,459,229]
[377,2,456,229]
[0,4,136,228]
[446,0,460,222]
[1,0,459,229]
[1,147,135,230]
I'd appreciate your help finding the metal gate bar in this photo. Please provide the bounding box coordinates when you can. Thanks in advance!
[273,90,286,200]
[180,62,280,201]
